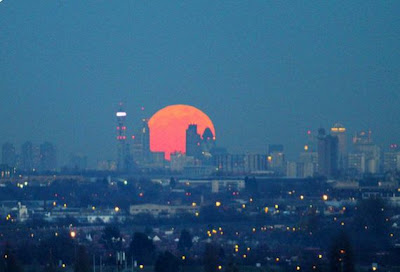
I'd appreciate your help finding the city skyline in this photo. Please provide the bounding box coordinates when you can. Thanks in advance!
[0,102,397,169]
[1,1,399,166]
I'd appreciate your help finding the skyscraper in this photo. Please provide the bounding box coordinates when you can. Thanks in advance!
[132,118,151,166]
[383,144,400,172]
[20,141,40,172]
[317,128,339,177]
[140,118,151,163]
[330,123,347,170]
[116,105,131,172]
[2,142,16,167]
[39,142,57,172]
[186,124,201,159]
[201,128,215,153]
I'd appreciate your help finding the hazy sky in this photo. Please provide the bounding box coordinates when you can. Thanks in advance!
[1,1,399,166]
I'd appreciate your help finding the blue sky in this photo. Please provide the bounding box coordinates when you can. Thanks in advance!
[1,1,399,165]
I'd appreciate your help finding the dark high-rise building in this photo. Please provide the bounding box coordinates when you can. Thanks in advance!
[140,118,151,163]
[20,141,40,172]
[317,128,338,177]
[186,124,201,159]
[132,118,151,165]
[201,128,215,153]
[331,123,347,170]
[2,142,16,167]
[116,105,132,172]
[40,142,57,172]
[21,141,35,172]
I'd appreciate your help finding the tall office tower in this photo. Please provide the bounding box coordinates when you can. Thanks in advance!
[317,128,339,177]
[116,105,131,171]
[267,144,285,175]
[201,128,216,152]
[383,144,400,172]
[305,129,317,151]
[2,142,16,167]
[185,124,201,159]
[39,142,57,172]
[21,141,33,172]
[140,118,151,163]
[132,118,151,165]
[200,127,216,164]
[352,130,380,174]
[331,123,347,170]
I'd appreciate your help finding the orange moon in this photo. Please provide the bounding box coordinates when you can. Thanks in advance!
[148,104,216,160]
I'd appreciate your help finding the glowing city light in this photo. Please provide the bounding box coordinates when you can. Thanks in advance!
[116,112,127,117]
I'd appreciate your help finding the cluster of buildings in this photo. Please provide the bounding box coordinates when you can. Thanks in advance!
[112,106,218,174]
[287,124,399,178]
[1,105,398,180]
[1,141,57,176]
[112,104,399,178]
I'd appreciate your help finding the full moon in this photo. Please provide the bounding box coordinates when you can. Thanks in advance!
[148,104,216,160]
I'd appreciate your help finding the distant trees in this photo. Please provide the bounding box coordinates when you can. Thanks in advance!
[39,230,75,265]
[351,197,390,261]
[328,232,355,272]
[0,243,23,272]
[177,229,193,254]
[100,225,122,252]
[224,262,239,272]
[129,232,155,265]
[203,243,224,272]
[74,245,90,272]
[354,198,389,238]
[244,177,258,195]
[154,251,179,272]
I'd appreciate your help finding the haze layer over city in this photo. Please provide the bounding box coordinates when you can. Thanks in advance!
[1,1,400,166]
[1,1,400,272]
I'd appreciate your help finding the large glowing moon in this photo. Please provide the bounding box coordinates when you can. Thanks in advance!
[148,104,216,160]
